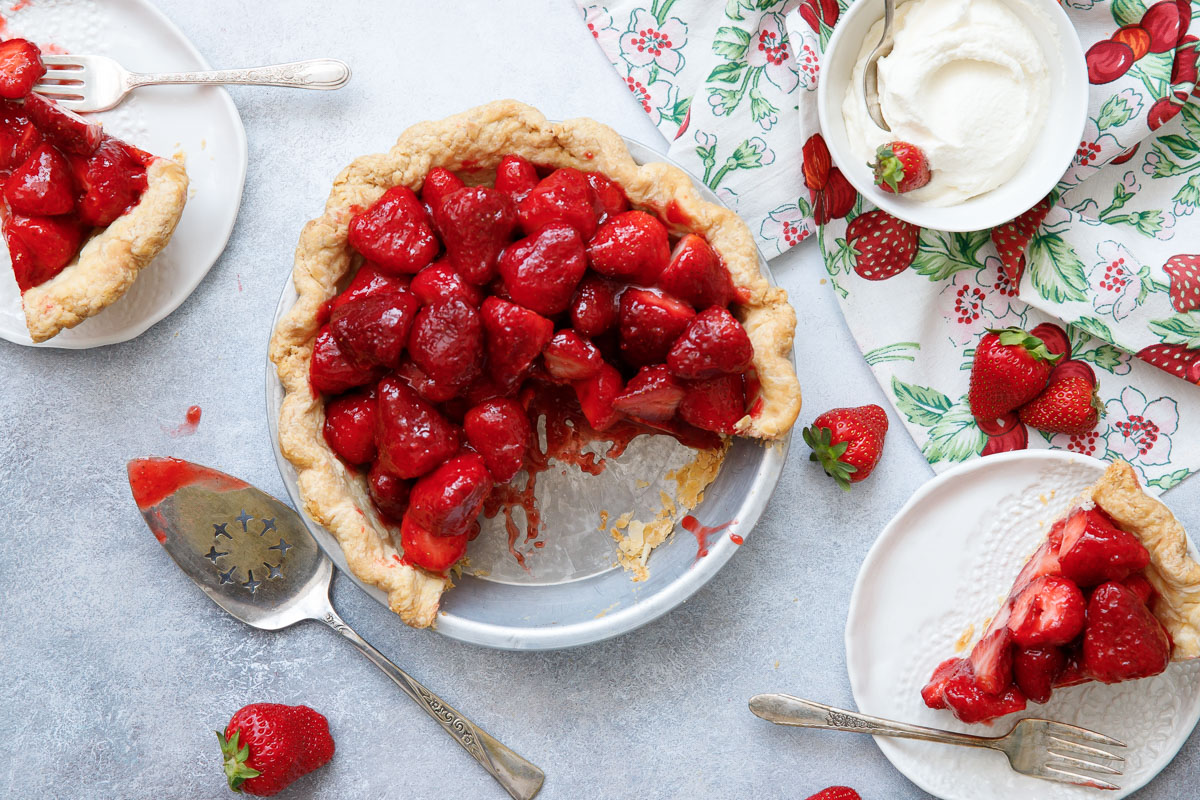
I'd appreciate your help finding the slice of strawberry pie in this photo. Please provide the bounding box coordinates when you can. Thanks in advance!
[0,39,187,341]
[270,101,801,628]
[922,460,1200,724]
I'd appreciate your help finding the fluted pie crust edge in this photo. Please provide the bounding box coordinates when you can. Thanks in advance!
[269,100,802,628]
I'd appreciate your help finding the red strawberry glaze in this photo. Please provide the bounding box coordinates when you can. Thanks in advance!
[680,515,732,558]
[127,457,247,510]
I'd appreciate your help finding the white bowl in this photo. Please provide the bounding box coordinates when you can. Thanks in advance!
[815,0,1087,232]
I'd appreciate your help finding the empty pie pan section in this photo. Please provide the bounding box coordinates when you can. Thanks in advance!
[266,136,793,649]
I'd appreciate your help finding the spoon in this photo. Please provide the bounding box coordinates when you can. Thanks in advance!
[127,457,544,800]
[862,0,895,131]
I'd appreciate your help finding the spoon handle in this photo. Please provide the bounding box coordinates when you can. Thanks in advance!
[318,608,545,800]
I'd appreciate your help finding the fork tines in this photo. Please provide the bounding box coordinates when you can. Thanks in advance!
[1039,721,1126,791]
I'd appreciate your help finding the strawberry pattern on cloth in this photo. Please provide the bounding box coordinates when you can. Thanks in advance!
[578,0,1200,494]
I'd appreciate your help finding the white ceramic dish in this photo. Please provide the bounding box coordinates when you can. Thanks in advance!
[845,450,1200,799]
[265,136,793,650]
[815,0,1087,232]
[0,0,247,349]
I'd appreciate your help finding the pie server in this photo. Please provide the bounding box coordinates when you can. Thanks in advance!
[126,457,544,800]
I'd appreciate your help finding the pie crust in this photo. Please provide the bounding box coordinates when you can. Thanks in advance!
[1086,459,1200,660]
[19,155,189,342]
[269,100,802,627]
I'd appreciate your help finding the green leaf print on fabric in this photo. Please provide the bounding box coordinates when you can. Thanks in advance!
[724,0,754,20]
[910,229,988,282]
[1149,313,1200,348]
[924,401,987,463]
[1111,0,1148,27]
[708,61,746,83]
[865,342,921,366]
[1159,134,1200,161]
[1028,232,1089,303]
[891,376,952,427]
[1078,343,1128,371]
[1096,93,1137,130]
[1071,316,1115,343]
[1147,468,1193,491]
[713,26,750,59]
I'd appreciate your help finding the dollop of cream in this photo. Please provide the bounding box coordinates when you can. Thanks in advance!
[843,0,1050,206]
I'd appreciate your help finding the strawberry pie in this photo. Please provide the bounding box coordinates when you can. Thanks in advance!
[269,101,800,627]
[0,38,188,342]
[922,460,1200,724]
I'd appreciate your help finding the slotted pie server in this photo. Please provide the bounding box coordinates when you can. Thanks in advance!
[126,457,544,800]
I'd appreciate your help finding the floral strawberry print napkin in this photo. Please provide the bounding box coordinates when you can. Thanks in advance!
[578,0,1200,493]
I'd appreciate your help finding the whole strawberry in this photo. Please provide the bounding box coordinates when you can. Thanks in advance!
[968,327,1061,422]
[871,141,930,193]
[806,787,862,800]
[804,404,888,490]
[1019,376,1103,435]
[219,703,334,796]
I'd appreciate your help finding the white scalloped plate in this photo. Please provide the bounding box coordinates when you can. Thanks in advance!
[846,450,1200,799]
[0,0,247,348]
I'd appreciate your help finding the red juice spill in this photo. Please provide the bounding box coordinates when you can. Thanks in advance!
[165,405,202,437]
[680,515,732,559]
[730,534,744,545]
[127,457,248,510]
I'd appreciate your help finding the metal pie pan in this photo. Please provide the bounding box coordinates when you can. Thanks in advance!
[265,135,793,649]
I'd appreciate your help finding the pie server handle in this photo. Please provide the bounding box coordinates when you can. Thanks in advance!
[320,607,546,800]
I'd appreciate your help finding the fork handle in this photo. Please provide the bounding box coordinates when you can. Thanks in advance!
[127,58,351,90]
[318,608,544,800]
[749,694,1000,751]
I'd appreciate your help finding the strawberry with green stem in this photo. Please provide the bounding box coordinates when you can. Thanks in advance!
[219,703,334,797]
[1019,376,1104,435]
[804,404,888,490]
[870,141,930,193]
[969,327,1062,422]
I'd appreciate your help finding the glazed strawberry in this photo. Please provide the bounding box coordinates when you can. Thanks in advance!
[1008,575,1086,648]
[321,388,378,465]
[543,329,603,381]
[638,415,723,451]
[69,138,150,226]
[871,141,930,193]
[940,664,1027,724]
[0,38,44,99]
[375,376,460,479]
[517,167,601,239]
[968,327,1060,421]
[586,210,671,285]
[498,222,588,315]
[420,166,465,217]
[481,296,554,389]
[585,171,630,218]
[400,514,469,572]
[657,234,734,310]
[666,307,753,379]
[394,358,461,404]
[1163,254,1200,312]
[367,462,412,522]
[323,263,410,322]
[4,213,83,277]
[969,627,1015,695]
[23,93,102,155]
[10,119,42,168]
[617,288,695,367]
[991,198,1051,285]
[573,361,624,430]
[463,398,530,482]
[678,373,746,434]
[1082,581,1171,683]
[410,260,484,307]
[846,210,918,280]
[1136,343,1200,383]
[1012,646,1067,704]
[805,788,860,800]
[495,154,539,203]
[1018,375,1102,436]
[219,703,334,797]
[5,144,74,216]
[407,453,493,538]
[1058,507,1150,586]
[407,299,484,394]
[330,293,420,370]
[570,274,621,337]
[309,326,382,395]
[1123,572,1157,605]
[431,186,517,285]
[348,186,439,274]
[4,230,37,291]
[920,657,962,709]
[612,364,685,421]
[803,404,888,490]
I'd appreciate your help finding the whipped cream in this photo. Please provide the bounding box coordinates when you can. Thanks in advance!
[842,0,1050,206]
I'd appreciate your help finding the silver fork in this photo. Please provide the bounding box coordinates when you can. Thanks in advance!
[749,694,1126,791]
[33,55,351,113]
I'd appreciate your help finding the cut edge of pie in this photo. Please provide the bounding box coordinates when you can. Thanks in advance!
[269,99,801,628]
[20,155,188,342]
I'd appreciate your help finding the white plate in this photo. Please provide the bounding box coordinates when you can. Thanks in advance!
[0,0,247,348]
[845,450,1200,799]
